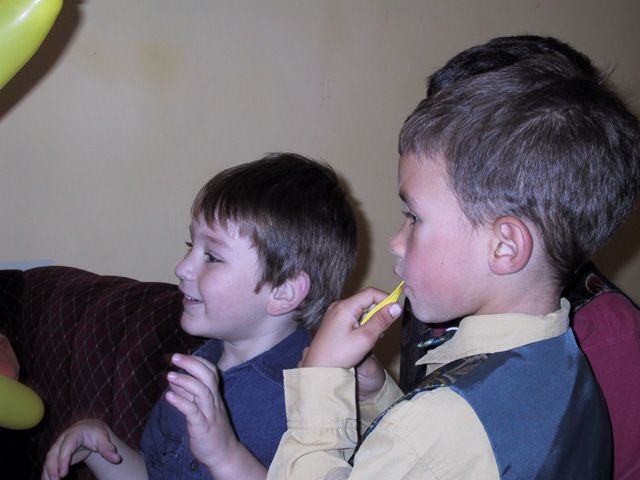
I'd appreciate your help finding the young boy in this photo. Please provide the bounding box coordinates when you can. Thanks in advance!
[399,35,640,479]
[267,55,640,477]
[400,35,600,390]
[41,153,358,480]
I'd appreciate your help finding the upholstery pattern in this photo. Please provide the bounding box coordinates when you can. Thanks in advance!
[0,266,199,480]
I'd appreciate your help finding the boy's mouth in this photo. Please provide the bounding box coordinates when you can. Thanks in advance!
[181,292,202,303]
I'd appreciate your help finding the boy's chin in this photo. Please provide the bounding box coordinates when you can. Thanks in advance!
[179,313,198,335]
[411,305,459,324]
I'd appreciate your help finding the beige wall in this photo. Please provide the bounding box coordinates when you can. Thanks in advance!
[2,1,639,369]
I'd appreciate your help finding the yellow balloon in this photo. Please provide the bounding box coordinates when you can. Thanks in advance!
[0,0,63,88]
[0,374,45,429]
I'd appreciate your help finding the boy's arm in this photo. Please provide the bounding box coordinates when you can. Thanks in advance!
[268,368,495,479]
[84,434,147,480]
[303,287,402,369]
[358,372,403,429]
[166,354,267,480]
[41,419,147,480]
[355,354,403,429]
[267,289,404,479]
[306,288,404,432]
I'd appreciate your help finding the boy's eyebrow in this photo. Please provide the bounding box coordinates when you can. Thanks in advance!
[189,222,230,249]
[398,189,412,208]
[201,232,230,249]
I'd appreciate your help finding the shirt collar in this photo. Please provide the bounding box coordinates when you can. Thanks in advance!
[416,298,570,372]
[227,327,310,381]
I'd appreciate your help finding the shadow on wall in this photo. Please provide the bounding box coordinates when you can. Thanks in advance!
[594,200,640,286]
[0,1,83,120]
[340,176,371,299]
[338,175,404,376]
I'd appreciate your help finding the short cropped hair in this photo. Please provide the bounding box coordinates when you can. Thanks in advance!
[427,35,598,96]
[400,56,640,286]
[191,153,357,328]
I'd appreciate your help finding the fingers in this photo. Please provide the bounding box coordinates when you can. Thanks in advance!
[359,301,403,339]
[341,287,393,324]
[355,353,387,402]
[41,422,122,480]
[165,388,209,424]
[303,287,403,369]
[94,434,122,464]
[167,354,223,422]
[167,371,219,411]
[43,431,80,479]
[326,286,403,341]
[42,438,65,480]
[171,354,220,389]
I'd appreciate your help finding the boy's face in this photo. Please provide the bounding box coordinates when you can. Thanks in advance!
[175,215,274,341]
[390,153,493,323]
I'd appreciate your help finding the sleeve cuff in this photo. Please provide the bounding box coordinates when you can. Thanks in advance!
[283,367,356,429]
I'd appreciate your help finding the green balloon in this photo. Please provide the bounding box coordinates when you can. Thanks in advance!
[0,0,63,88]
[0,374,44,429]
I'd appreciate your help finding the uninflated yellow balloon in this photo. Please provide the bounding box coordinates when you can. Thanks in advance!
[0,0,63,88]
[0,374,44,429]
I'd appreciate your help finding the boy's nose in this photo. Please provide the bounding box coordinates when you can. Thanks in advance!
[175,255,194,281]
[389,228,405,259]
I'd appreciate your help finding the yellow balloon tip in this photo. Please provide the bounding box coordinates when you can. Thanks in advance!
[360,281,404,325]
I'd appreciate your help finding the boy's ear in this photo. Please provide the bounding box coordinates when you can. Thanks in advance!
[488,216,533,275]
[267,271,311,316]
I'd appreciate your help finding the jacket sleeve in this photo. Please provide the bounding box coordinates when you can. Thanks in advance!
[266,368,498,480]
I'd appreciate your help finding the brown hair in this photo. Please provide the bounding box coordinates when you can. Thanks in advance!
[400,56,640,286]
[192,153,357,328]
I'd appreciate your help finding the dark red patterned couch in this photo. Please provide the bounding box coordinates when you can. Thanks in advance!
[0,266,199,479]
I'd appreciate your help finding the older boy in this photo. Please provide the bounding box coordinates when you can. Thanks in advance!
[42,153,357,480]
[267,54,639,478]
[399,35,640,479]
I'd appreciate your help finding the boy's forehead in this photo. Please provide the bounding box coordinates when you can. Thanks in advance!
[398,153,425,202]
[398,152,458,206]
[192,215,236,238]
[398,152,445,183]
[191,214,255,245]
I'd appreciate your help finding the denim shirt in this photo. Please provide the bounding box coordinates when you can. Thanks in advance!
[140,328,310,479]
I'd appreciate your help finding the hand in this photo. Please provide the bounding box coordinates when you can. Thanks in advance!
[303,287,403,369]
[355,354,386,402]
[42,419,122,480]
[165,354,238,470]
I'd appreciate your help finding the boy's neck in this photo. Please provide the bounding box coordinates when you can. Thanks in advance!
[217,322,298,372]
[481,269,562,318]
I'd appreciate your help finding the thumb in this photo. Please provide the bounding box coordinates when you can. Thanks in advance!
[362,302,403,338]
[96,437,122,464]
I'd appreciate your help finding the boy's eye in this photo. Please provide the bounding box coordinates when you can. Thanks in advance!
[402,210,418,224]
[204,253,221,263]
[185,240,221,263]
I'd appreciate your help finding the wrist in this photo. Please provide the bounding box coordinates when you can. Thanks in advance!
[205,439,266,480]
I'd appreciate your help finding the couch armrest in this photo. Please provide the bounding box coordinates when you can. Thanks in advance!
[4,266,198,480]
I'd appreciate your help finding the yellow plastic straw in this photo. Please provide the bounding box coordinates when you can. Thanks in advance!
[360,281,404,325]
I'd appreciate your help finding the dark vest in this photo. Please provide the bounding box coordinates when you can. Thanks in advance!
[357,330,612,478]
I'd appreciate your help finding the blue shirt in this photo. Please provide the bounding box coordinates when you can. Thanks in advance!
[140,328,310,479]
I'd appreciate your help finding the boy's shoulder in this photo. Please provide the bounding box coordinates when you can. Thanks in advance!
[385,327,611,477]
[235,328,310,384]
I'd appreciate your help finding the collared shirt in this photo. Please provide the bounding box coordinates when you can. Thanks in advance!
[267,301,572,479]
[141,328,310,480]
